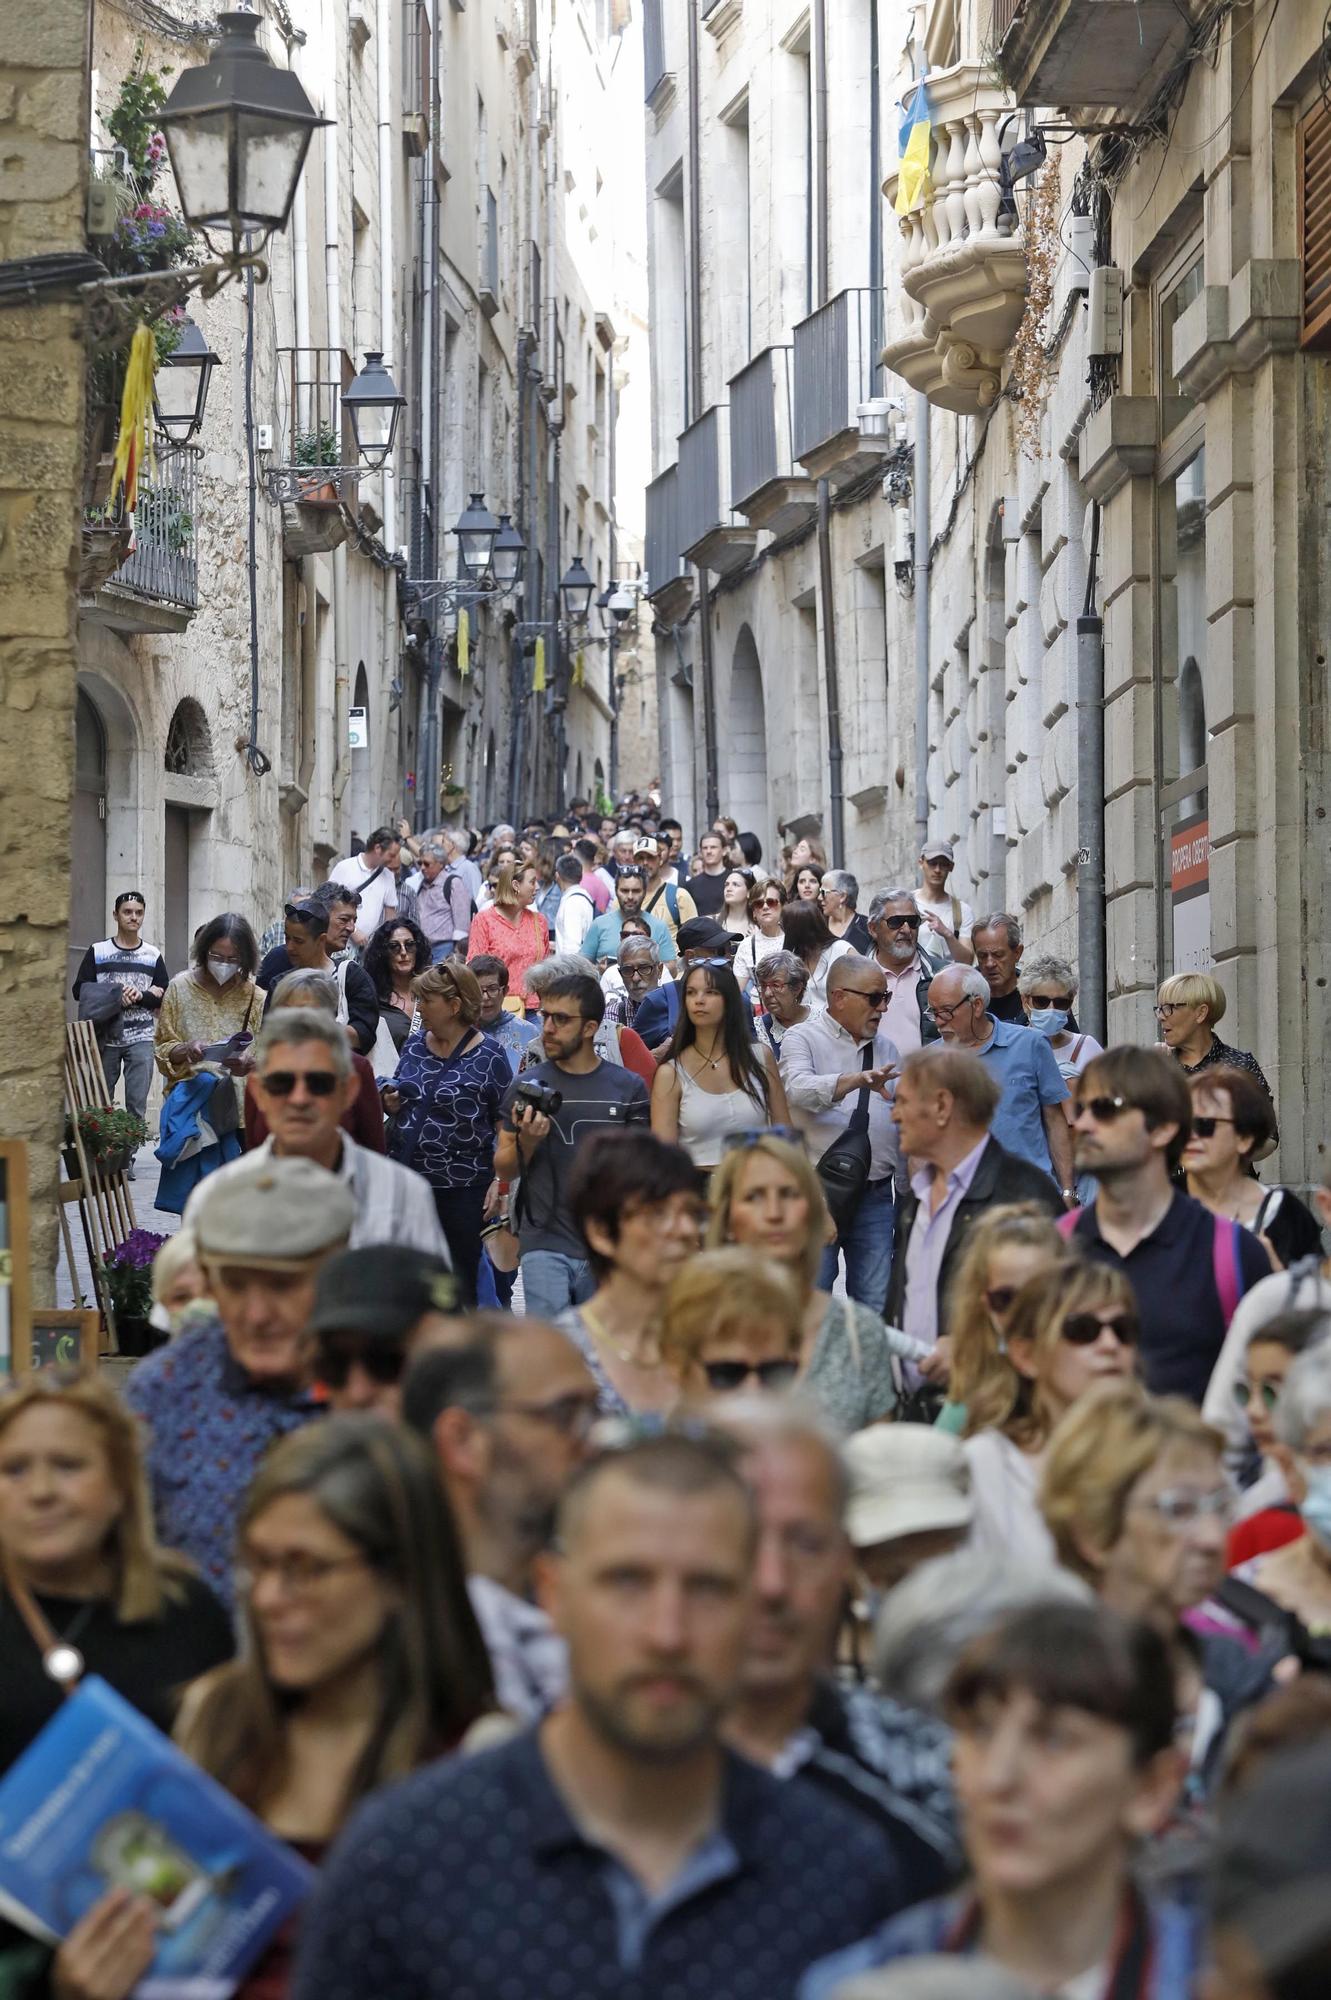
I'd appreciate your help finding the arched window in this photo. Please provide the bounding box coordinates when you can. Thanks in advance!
[1179,655,1206,776]
[163,697,212,777]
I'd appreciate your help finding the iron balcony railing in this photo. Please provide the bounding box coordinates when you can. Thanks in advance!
[729,346,796,508]
[643,0,666,98]
[107,448,199,610]
[791,287,885,465]
[677,406,726,554]
[991,0,1022,40]
[645,464,684,598]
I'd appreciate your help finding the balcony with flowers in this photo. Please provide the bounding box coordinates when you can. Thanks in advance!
[882,62,1029,416]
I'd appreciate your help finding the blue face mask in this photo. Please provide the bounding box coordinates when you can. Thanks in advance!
[1027,1007,1069,1038]
[1299,1463,1331,1550]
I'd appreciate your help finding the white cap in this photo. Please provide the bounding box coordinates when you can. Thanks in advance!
[843,1423,972,1548]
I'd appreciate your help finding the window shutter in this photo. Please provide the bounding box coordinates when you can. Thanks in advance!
[1299,99,1331,350]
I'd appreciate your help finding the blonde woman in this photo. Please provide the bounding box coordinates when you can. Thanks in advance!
[708,1132,925,1432]
[1155,970,1272,1099]
[466,857,550,1010]
[961,1260,1139,1565]
[934,1204,1069,1432]
[661,1248,804,1399]
[0,1371,234,1777]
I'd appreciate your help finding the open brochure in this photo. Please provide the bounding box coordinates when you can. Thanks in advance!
[0,1676,314,1998]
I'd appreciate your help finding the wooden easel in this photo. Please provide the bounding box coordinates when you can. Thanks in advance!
[62,1021,138,1347]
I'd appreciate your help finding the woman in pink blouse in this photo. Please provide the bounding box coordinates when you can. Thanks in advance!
[466,858,550,1011]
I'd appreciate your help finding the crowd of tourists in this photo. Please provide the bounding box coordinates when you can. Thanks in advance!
[23,797,1330,1999]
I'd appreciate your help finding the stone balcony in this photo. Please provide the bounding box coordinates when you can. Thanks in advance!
[881,62,1028,416]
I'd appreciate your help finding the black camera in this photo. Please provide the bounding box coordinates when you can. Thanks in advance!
[513,1080,563,1119]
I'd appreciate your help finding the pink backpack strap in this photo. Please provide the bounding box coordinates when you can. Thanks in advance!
[1057,1207,1083,1239]
[1213,1215,1242,1324]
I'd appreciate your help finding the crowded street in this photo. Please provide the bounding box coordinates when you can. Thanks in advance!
[5,0,1331,1996]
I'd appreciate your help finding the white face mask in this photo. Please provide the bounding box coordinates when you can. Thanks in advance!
[207,956,240,986]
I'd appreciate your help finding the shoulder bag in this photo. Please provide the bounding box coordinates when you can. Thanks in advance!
[816,1044,875,1234]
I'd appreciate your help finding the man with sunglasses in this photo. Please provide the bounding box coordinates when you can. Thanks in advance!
[1068,1046,1272,1403]
[310,1245,461,1419]
[403,1316,601,1720]
[867,888,943,1057]
[781,953,904,1313]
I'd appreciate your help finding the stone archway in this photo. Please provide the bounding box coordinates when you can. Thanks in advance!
[726,626,769,851]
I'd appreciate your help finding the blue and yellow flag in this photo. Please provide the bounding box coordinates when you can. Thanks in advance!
[895,75,932,217]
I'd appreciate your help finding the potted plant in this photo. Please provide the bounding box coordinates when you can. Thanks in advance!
[75,1105,147,1178]
[102,1228,170,1356]
[291,423,342,505]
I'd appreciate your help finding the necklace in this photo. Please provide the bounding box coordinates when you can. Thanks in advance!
[582,1299,661,1369]
[688,1035,726,1074]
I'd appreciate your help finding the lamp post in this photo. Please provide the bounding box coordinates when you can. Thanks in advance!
[491,514,526,589]
[152,316,219,443]
[452,492,500,582]
[560,553,594,625]
[158,10,328,265]
[342,350,405,469]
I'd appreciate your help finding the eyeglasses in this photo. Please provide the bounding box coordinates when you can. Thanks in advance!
[236,1550,368,1595]
[1190,1114,1235,1139]
[1076,1094,1130,1123]
[844,987,888,1007]
[926,998,972,1024]
[703,1359,800,1392]
[1234,1378,1280,1411]
[1154,1002,1190,1018]
[880,914,922,931]
[1026,993,1074,1011]
[1137,1487,1231,1527]
[984,1285,1018,1317]
[261,1070,341,1098]
[1061,1310,1138,1347]
[317,1340,404,1389]
[501,1394,601,1439]
[722,1125,801,1153]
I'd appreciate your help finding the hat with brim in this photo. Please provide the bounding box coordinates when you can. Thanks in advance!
[194,1156,355,1268]
[921,840,955,864]
[308,1246,456,1338]
[676,917,733,953]
[843,1424,972,1547]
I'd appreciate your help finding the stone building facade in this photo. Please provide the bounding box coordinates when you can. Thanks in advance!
[643,0,1330,1188]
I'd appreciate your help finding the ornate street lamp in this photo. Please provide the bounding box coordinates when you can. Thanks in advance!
[491,514,526,588]
[158,10,328,262]
[153,316,219,442]
[560,553,594,625]
[342,351,406,469]
[452,493,500,580]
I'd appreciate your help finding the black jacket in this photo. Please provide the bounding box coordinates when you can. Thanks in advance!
[885,1135,1061,1328]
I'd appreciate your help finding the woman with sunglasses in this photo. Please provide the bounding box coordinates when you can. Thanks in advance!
[780,899,855,1008]
[707,1132,911,1431]
[363,917,431,1055]
[961,1260,1140,1564]
[1223,1309,1331,1565]
[1183,1066,1321,1271]
[382,962,511,1305]
[933,1203,1068,1433]
[733,879,787,991]
[1221,1343,1331,1642]
[561,1130,707,1416]
[661,1249,804,1399]
[652,961,790,1168]
[177,1417,493,1999]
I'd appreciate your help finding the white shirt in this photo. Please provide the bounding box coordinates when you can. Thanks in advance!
[806,939,856,1006]
[329,852,399,939]
[733,928,785,990]
[915,886,975,943]
[186,1134,451,1263]
[964,1431,1056,1567]
[779,1010,903,1183]
[554,885,595,956]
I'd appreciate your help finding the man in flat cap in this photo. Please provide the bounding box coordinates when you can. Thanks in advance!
[125,1154,354,1606]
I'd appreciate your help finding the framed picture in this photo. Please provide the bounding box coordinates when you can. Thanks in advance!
[22,1308,100,1376]
[0,1139,33,1380]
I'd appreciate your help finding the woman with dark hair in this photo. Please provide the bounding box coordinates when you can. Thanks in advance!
[363,916,432,1054]
[736,830,764,873]
[177,1417,493,1998]
[155,912,260,1093]
[780,898,854,1006]
[720,868,756,940]
[558,1129,706,1415]
[1183,1066,1320,1270]
[651,962,790,1168]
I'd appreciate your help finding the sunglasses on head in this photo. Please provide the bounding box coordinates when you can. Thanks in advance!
[703,1359,800,1392]
[1026,993,1074,1010]
[262,1069,341,1098]
[1060,1311,1137,1347]
[722,1125,801,1152]
[1190,1114,1235,1139]
[318,1341,404,1388]
[1234,1378,1280,1410]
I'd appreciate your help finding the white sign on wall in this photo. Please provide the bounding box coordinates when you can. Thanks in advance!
[348,706,368,749]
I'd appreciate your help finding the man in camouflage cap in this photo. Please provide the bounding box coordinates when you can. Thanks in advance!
[124,1155,354,1607]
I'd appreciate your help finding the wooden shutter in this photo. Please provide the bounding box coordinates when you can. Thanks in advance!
[1298,99,1331,349]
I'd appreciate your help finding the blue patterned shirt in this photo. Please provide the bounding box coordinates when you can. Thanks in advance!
[388,1029,512,1189]
[123,1319,324,1608]
[479,1008,541,1076]
[291,1729,903,2000]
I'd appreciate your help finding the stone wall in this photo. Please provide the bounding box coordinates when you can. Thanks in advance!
[0,1,88,1300]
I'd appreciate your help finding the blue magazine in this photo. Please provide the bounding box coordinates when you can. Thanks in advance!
[0,1676,314,1998]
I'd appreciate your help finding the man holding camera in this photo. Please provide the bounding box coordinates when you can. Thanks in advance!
[495,971,650,1319]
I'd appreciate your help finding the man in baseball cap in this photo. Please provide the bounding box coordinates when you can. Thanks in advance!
[310,1245,462,1418]
[628,915,742,1056]
[124,1154,354,1605]
[915,838,975,967]
[843,1425,972,1601]
[633,832,698,944]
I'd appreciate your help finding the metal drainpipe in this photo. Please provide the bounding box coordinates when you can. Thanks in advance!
[686,0,718,823]
[913,390,931,855]
[509,328,531,820]
[811,0,843,862]
[1077,500,1107,1042]
[324,20,350,818]
[607,361,619,798]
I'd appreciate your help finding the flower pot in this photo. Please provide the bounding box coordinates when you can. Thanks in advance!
[114,1313,157,1358]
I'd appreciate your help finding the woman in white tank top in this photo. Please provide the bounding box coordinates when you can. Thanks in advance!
[651,962,791,1169]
